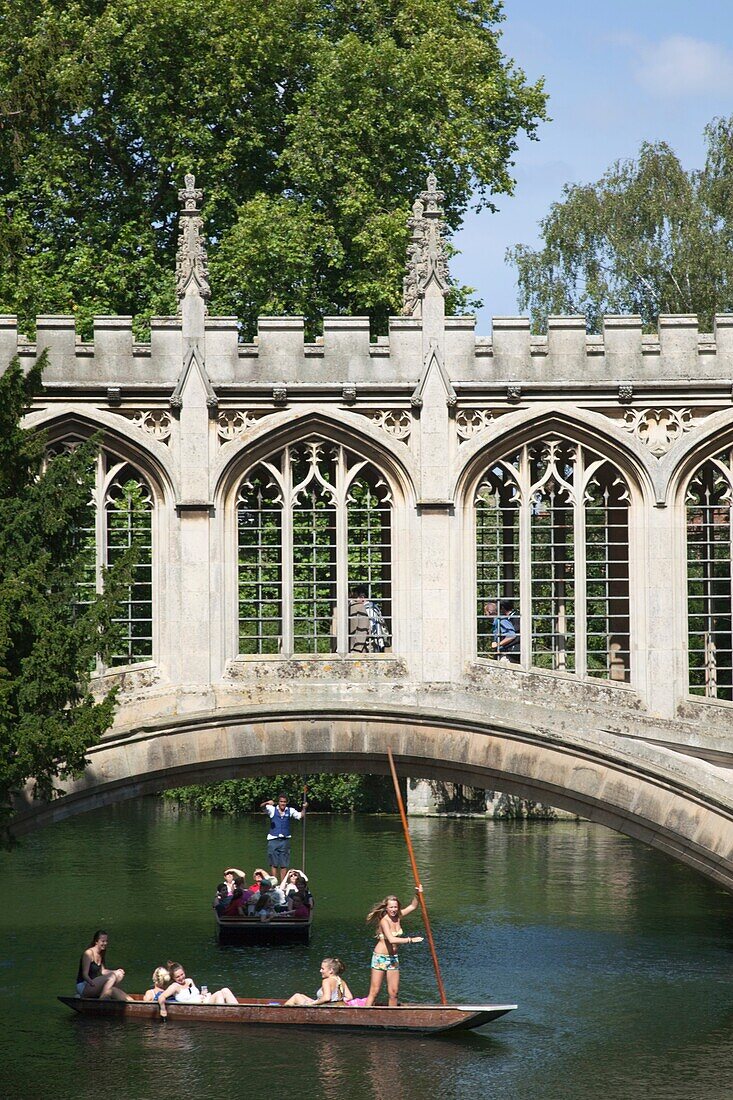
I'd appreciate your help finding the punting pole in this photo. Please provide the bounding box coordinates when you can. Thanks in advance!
[386,747,447,1006]
[302,784,308,871]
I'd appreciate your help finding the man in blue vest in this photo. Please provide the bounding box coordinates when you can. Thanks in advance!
[260,792,307,882]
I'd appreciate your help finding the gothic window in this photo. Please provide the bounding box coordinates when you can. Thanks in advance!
[686,454,733,700]
[475,437,631,681]
[237,438,392,656]
[47,442,154,667]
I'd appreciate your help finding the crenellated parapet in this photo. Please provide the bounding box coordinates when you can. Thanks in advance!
[6,311,733,391]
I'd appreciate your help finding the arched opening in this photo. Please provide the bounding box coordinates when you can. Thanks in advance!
[236,437,393,656]
[46,436,156,669]
[473,434,632,682]
[685,450,733,700]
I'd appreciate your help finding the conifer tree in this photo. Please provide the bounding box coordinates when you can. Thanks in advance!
[0,355,127,834]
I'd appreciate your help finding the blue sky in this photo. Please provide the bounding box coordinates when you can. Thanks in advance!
[452,0,733,332]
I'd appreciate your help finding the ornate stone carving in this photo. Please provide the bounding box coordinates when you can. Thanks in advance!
[618,383,633,405]
[364,410,412,440]
[125,410,172,443]
[507,385,522,403]
[456,409,494,440]
[622,408,694,456]
[342,384,357,405]
[273,385,288,405]
[175,174,210,309]
[217,410,263,441]
[402,173,449,316]
[106,386,122,406]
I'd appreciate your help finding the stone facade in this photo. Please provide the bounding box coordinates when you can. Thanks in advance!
[6,175,733,888]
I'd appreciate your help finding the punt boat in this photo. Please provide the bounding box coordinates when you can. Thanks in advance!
[215,907,313,943]
[58,995,516,1034]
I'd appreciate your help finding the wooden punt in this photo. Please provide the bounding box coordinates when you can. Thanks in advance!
[58,994,516,1034]
[215,908,313,943]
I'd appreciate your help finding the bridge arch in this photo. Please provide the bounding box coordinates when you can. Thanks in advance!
[10,708,733,890]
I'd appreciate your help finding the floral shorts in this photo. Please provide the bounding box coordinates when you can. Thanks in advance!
[370,952,399,972]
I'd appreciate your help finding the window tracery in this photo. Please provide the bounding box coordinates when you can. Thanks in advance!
[686,451,733,700]
[475,437,631,681]
[237,437,392,656]
[46,441,154,667]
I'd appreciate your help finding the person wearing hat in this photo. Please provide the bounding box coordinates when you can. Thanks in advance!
[260,792,307,882]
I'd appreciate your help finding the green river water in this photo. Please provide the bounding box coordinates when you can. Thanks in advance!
[0,800,732,1100]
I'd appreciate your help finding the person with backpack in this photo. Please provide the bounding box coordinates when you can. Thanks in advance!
[486,598,520,663]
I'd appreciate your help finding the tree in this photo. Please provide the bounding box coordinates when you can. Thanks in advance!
[0,356,128,834]
[164,773,397,814]
[508,116,733,333]
[0,0,546,338]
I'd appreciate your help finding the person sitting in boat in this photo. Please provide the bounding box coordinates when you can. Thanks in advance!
[144,967,171,1001]
[213,882,230,914]
[156,962,238,1018]
[254,880,278,920]
[223,867,246,894]
[364,889,424,1007]
[287,889,311,920]
[283,958,354,1007]
[222,883,250,917]
[76,929,132,1002]
[282,869,308,897]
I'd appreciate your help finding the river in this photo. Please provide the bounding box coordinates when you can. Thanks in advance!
[0,800,731,1100]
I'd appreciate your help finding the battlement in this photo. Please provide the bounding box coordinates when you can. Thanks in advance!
[5,311,733,391]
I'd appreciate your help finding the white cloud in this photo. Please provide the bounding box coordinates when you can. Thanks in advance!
[634,34,733,98]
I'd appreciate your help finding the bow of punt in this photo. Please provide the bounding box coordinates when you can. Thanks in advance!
[58,995,516,1034]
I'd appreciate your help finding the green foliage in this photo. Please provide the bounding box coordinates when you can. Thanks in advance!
[509,117,733,333]
[0,355,128,833]
[164,773,396,814]
[1,1,546,338]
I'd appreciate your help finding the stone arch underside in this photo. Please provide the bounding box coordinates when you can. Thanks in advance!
[10,709,733,891]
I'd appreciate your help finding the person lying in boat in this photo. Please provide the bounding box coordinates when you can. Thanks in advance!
[156,961,238,1018]
[76,929,132,1002]
[144,967,171,1001]
[283,958,363,1007]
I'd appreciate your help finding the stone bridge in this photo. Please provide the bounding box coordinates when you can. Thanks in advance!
[7,174,733,890]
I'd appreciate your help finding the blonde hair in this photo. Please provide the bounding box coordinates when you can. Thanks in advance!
[366,895,400,926]
[152,966,170,987]
[321,957,345,975]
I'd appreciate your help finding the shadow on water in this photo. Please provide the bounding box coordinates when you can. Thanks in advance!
[1,799,732,1100]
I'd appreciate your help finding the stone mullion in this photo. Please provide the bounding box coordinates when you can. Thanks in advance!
[281,445,295,656]
[518,446,532,669]
[574,449,588,679]
[94,451,107,675]
[335,447,349,656]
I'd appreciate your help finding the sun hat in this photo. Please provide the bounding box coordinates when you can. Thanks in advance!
[224,867,246,878]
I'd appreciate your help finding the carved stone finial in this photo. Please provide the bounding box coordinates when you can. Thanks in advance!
[402,172,449,317]
[175,173,211,310]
